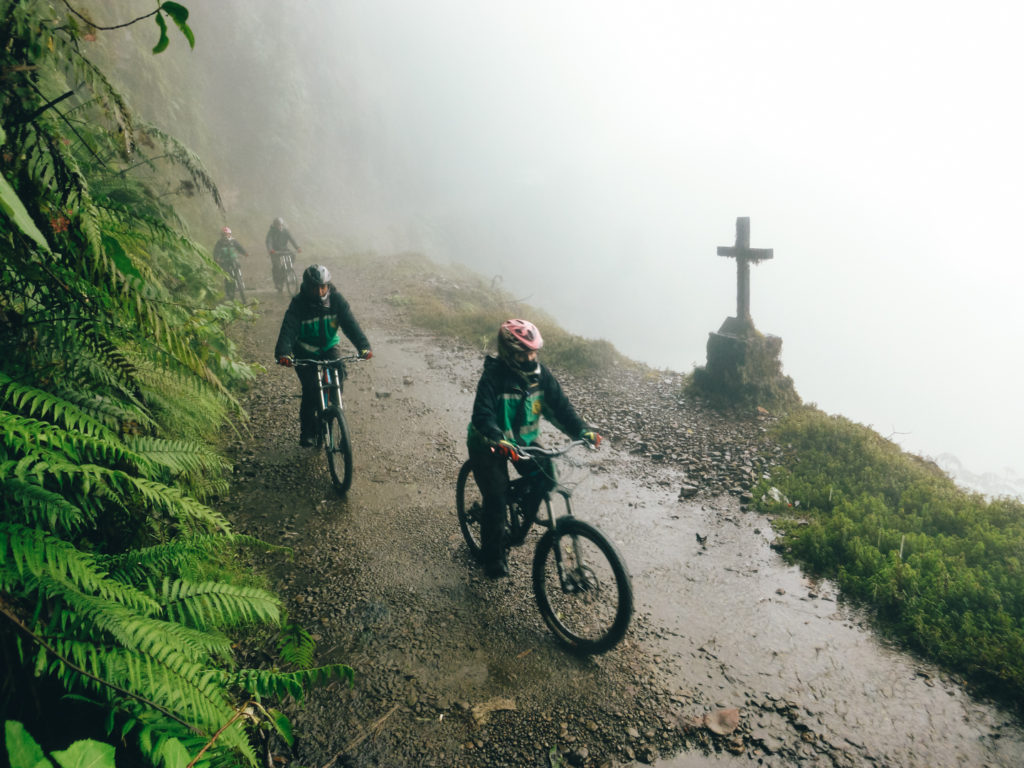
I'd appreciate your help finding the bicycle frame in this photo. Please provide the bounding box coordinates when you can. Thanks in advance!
[293,356,360,423]
[509,442,594,581]
[276,249,295,271]
[506,441,592,534]
[292,356,362,494]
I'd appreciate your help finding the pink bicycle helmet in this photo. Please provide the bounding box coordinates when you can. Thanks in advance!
[500,318,543,352]
[221,226,232,236]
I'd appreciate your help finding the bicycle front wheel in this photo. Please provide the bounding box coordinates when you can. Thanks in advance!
[456,461,484,558]
[533,516,633,655]
[285,267,299,295]
[235,271,247,304]
[324,406,353,495]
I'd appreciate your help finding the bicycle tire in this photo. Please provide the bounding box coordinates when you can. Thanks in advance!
[324,406,353,495]
[285,267,299,296]
[532,516,633,655]
[456,461,484,558]
[235,269,246,304]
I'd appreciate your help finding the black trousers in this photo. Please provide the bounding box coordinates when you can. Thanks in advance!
[294,346,343,437]
[270,253,285,288]
[468,445,555,564]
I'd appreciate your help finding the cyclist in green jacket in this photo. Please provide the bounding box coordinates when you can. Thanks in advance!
[467,319,601,577]
[274,264,372,446]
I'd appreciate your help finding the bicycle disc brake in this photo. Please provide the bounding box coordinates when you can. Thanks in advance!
[562,563,600,594]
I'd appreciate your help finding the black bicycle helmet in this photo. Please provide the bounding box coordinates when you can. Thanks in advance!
[301,264,331,302]
[302,264,331,287]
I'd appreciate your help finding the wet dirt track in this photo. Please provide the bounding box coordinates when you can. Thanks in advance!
[220,257,1024,768]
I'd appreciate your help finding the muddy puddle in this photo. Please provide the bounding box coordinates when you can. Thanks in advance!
[561,455,1024,766]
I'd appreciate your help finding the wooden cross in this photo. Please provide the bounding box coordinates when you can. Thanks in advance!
[717,217,773,322]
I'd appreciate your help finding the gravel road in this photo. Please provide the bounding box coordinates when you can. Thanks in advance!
[218,256,1023,768]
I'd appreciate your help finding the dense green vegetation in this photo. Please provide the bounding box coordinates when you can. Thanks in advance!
[754,407,1024,703]
[1,3,349,766]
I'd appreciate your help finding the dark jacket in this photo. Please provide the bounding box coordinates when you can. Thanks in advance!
[213,236,247,266]
[468,356,588,453]
[266,226,299,253]
[274,285,370,359]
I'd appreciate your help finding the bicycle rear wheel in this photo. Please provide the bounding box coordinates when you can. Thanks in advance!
[456,461,484,558]
[533,516,633,655]
[324,406,353,495]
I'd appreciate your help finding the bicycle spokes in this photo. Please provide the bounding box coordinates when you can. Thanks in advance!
[533,519,632,655]
[559,560,600,594]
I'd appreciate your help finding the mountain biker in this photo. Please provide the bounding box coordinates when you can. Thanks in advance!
[274,264,373,447]
[213,226,250,300]
[265,217,301,292]
[467,318,602,578]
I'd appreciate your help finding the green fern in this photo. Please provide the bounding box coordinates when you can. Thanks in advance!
[277,618,316,669]
[1,5,347,766]
[214,665,356,702]
[158,579,280,630]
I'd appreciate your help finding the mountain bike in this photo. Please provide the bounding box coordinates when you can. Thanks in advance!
[292,356,362,494]
[226,258,246,304]
[456,440,633,655]
[272,248,299,295]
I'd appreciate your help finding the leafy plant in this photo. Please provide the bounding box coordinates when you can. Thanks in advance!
[6,720,116,768]
[1,3,349,765]
[59,1,195,55]
[754,407,1024,704]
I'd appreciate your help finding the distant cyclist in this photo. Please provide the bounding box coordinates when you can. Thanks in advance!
[265,216,301,293]
[212,226,249,300]
[274,264,372,447]
[466,318,601,577]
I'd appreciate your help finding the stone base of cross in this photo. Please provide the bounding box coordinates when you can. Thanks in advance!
[717,314,757,339]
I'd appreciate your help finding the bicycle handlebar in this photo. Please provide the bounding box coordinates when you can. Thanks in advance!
[509,439,593,458]
[290,356,364,368]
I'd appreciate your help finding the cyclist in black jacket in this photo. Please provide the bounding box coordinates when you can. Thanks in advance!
[265,217,301,292]
[467,319,601,577]
[274,264,372,446]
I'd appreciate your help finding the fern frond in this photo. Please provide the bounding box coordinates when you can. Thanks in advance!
[3,453,228,533]
[139,123,223,211]
[126,436,231,482]
[0,372,120,440]
[159,579,280,631]
[58,387,155,433]
[2,476,94,533]
[0,523,159,614]
[42,638,249,754]
[212,665,356,703]
[100,536,236,583]
[277,619,315,669]
[1,410,147,471]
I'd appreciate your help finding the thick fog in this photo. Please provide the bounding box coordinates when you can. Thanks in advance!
[171,1,1024,479]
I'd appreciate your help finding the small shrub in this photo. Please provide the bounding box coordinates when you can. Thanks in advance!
[754,407,1024,705]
